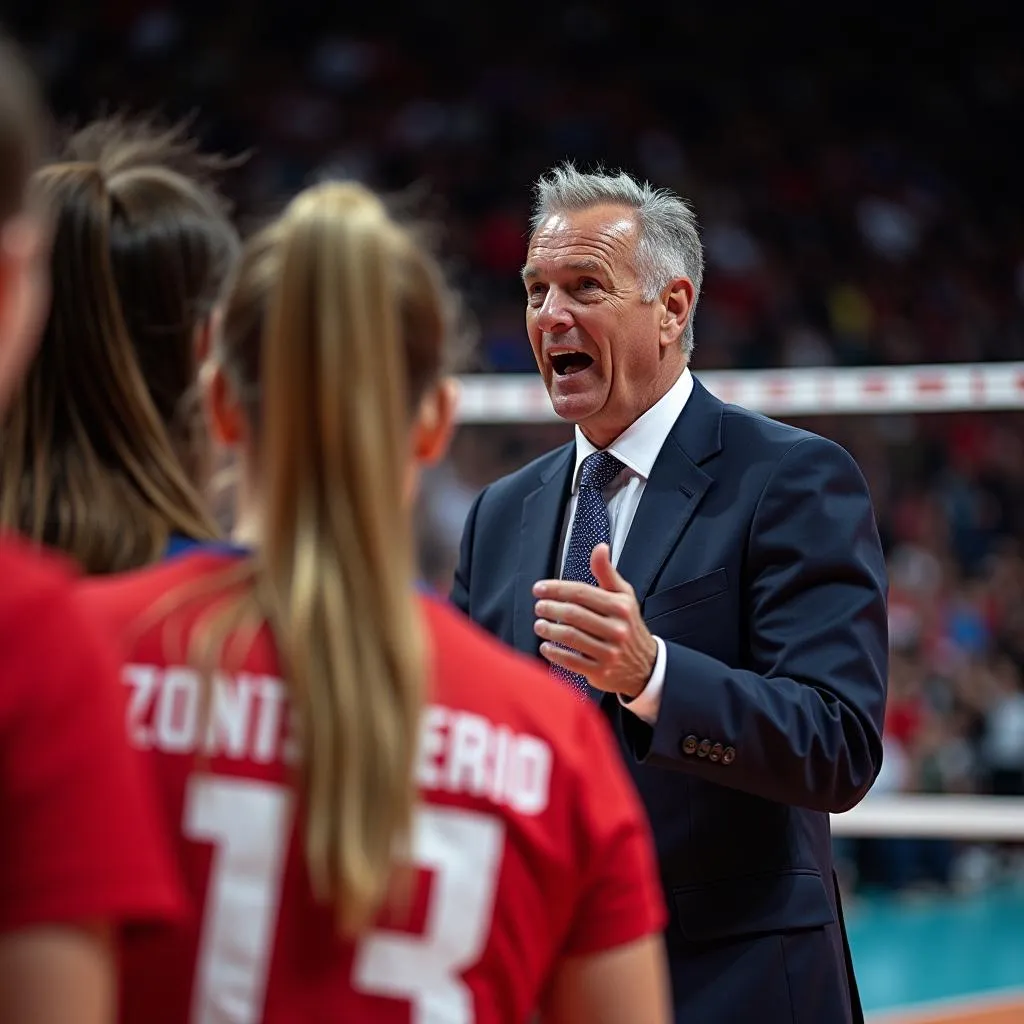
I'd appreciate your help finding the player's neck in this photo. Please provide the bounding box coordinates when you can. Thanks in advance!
[231,510,261,548]
[230,464,262,549]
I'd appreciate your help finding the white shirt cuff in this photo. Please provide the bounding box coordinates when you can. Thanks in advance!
[619,635,666,725]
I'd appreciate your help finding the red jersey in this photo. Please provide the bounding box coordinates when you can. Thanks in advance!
[0,536,184,934]
[81,548,665,1024]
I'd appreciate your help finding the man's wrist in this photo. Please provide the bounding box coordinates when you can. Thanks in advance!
[619,636,667,725]
[645,633,658,681]
[624,634,659,700]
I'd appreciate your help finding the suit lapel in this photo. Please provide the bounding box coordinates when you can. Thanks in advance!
[513,444,575,656]
[617,377,724,604]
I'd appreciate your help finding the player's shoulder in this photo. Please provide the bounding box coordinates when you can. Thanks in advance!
[0,533,75,590]
[79,548,240,632]
[0,537,113,719]
[420,594,596,746]
[0,534,80,624]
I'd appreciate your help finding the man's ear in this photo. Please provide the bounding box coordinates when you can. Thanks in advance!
[659,276,695,350]
[0,215,50,412]
[412,377,459,466]
[201,358,245,448]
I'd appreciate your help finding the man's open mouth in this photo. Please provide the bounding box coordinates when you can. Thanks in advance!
[550,351,595,376]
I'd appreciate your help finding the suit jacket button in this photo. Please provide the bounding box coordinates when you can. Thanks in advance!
[681,735,698,755]
[709,743,723,762]
[697,738,711,758]
[722,746,736,765]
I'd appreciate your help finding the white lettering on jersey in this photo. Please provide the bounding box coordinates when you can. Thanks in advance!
[123,668,552,814]
[417,705,448,789]
[123,664,159,749]
[417,706,552,816]
[204,673,253,759]
[446,712,490,798]
[504,735,552,816]
[487,725,511,805]
[155,668,199,753]
[122,665,298,767]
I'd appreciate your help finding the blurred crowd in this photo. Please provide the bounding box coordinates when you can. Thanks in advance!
[827,410,1024,895]
[10,2,1024,371]
[6,1,1024,890]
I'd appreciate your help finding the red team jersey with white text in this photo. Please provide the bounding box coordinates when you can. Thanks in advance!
[81,548,665,1024]
[0,536,184,936]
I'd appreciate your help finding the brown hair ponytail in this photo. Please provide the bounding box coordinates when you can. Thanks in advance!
[0,119,238,572]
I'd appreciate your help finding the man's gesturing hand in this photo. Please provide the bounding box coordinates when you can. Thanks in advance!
[533,543,657,699]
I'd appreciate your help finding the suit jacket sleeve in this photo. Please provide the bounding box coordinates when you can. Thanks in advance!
[450,486,485,616]
[622,436,888,813]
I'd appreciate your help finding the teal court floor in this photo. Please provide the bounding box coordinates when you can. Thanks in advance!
[848,883,1024,1022]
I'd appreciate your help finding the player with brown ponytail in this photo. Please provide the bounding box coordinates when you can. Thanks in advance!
[0,34,185,1024]
[0,118,238,573]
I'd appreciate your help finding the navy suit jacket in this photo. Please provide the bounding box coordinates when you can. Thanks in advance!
[451,378,888,1024]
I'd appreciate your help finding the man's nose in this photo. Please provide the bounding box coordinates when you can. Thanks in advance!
[535,287,573,334]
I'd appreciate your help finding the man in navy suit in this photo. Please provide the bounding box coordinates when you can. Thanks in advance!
[451,164,888,1023]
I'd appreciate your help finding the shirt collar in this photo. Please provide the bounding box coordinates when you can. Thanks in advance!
[571,367,694,493]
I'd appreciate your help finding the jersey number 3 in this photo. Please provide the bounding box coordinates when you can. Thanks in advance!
[185,775,505,1024]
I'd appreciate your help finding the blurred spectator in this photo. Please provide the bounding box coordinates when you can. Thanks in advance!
[982,656,1024,796]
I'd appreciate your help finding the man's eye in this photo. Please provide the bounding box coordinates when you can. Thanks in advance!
[579,278,600,290]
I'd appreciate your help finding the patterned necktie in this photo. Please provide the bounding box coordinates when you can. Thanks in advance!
[550,450,624,699]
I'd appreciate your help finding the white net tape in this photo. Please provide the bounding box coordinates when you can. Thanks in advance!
[455,362,1024,422]
[832,795,1024,839]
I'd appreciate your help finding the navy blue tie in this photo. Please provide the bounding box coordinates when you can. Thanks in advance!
[550,450,624,699]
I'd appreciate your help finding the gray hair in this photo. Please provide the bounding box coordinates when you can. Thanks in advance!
[530,163,704,354]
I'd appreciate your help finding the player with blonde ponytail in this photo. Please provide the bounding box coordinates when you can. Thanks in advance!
[84,181,670,1023]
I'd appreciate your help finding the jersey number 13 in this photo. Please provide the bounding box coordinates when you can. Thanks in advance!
[184,775,506,1023]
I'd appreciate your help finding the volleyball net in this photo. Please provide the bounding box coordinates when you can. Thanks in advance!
[454,361,1024,422]
[831,794,1024,839]
[453,358,1024,847]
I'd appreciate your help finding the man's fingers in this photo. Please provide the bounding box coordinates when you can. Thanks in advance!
[533,579,628,615]
[534,599,628,642]
[590,543,629,593]
[539,641,600,678]
[534,618,619,660]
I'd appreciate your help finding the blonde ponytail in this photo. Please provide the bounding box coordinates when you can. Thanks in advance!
[259,187,424,930]
[213,182,451,933]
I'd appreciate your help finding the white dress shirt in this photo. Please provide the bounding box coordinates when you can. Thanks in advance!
[557,367,694,723]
